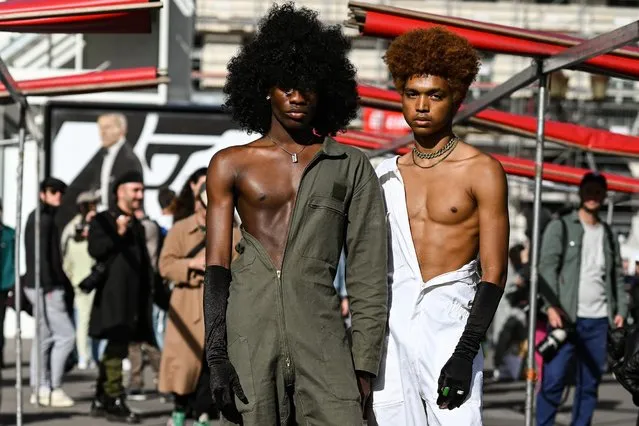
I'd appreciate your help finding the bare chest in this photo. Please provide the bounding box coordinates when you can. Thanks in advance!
[236,148,319,210]
[400,164,476,225]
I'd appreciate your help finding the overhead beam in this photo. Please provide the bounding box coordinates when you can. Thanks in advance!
[0,57,42,141]
[368,20,639,158]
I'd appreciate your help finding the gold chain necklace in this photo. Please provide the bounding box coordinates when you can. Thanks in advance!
[267,135,308,163]
[411,137,459,169]
[412,136,458,160]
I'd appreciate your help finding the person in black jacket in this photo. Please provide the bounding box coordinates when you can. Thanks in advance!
[23,177,76,408]
[86,171,157,424]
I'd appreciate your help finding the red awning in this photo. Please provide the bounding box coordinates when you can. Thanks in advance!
[0,0,161,33]
[334,131,639,193]
[348,2,639,80]
[357,85,639,158]
[0,67,168,100]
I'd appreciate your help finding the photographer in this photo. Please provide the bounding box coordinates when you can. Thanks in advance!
[61,190,99,370]
[86,171,157,423]
[537,173,627,426]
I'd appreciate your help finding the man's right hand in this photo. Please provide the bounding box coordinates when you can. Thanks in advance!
[209,358,248,417]
[547,306,566,329]
[116,215,130,236]
[189,254,206,272]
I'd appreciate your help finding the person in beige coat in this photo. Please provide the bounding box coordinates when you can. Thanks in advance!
[158,183,240,426]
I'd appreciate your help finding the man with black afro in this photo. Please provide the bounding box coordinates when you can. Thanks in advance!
[203,2,388,425]
[371,28,509,425]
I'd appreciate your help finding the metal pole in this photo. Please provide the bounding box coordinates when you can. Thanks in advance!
[525,61,548,426]
[607,193,615,225]
[74,34,84,71]
[157,0,170,103]
[33,126,42,406]
[14,105,26,426]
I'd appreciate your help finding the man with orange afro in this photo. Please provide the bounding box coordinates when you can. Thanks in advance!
[371,28,509,425]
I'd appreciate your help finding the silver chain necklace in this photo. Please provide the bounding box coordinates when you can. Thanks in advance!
[267,135,308,163]
[412,136,459,160]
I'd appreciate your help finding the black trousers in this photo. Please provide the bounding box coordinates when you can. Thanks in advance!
[174,356,214,418]
[0,290,9,365]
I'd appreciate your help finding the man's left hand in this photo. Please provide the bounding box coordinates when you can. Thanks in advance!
[356,371,372,413]
[340,297,350,318]
[615,315,625,328]
[437,354,472,410]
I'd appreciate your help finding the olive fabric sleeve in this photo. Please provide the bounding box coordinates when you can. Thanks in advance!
[344,170,389,377]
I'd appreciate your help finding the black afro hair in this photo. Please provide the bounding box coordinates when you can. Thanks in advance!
[384,27,481,103]
[223,2,359,137]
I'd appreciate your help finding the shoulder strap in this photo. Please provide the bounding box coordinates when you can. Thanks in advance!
[557,216,568,273]
[185,238,206,259]
[602,221,618,302]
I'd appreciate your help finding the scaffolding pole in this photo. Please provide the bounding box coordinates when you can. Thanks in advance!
[524,62,547,426]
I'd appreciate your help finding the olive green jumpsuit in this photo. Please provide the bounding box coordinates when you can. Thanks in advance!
[223,137,388,425]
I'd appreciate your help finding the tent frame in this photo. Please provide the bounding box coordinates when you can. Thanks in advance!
[0,3,166,424]
[0,55,45,420]
[357,7,639,424]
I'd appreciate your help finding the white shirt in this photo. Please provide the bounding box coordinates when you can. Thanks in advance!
[156,214,173,232]
[577,221,608,318]
[99,138,126,211]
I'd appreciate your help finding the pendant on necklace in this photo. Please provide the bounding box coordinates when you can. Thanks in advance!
[292,153,298,163]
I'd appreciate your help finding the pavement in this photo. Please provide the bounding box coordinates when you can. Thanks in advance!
[0,339,637,425]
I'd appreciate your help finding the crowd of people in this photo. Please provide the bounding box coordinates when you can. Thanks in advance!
[2,162,233,424]
[0,2,638,426]
[0,130,243,424]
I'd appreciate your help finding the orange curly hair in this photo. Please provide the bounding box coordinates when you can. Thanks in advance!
[384,27,481,103]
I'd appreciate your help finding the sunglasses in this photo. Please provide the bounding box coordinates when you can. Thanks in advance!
[46,188,64,195]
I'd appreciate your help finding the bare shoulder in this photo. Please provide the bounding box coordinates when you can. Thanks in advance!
[207,138,266,176]
[456,143,505,180]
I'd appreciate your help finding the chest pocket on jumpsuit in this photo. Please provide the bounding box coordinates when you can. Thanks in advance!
[301,195,346,266]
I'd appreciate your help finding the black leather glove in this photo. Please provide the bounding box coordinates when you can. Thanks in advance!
[209,358,248,418]
[204,266,248,418]
[437,355,473,409]
[437,281,503,410]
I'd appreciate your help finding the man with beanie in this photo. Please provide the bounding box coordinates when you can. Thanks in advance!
[87,171,157,423]
[24,177,76,407]
[537,172,627,426]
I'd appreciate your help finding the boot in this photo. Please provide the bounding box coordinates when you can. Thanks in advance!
[105,395,140,424]
[90,368,107,417]
[90,396,107,418]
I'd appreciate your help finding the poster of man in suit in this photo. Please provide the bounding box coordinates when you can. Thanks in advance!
[45,102,253,230]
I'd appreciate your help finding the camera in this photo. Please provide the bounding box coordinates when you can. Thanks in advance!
[536,328,569,362]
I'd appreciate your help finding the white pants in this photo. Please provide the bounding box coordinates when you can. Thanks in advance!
[371,262,484,426]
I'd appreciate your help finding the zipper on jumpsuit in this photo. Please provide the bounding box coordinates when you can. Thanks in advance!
[258,151,324,388]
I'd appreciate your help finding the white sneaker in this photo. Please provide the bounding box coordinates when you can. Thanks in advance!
[77,359,88,370]
[49,388,74,408]
[30,388,51,405]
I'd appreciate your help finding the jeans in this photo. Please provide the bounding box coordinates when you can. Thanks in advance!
[24,288,75,390]
[152,304,167,350]
[537,317,609,426]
